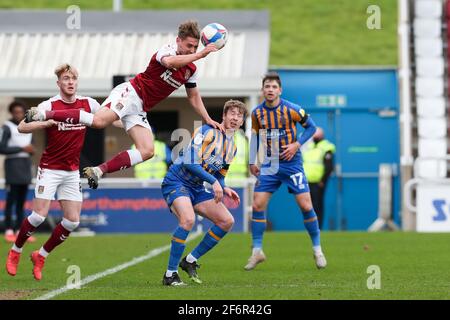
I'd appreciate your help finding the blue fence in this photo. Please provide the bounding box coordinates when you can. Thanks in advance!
[267,68,400,231]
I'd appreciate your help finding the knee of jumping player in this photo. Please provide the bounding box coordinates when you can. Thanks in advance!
[139,145,154,161]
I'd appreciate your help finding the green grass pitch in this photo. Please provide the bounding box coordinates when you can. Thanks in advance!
[1,232,449,300]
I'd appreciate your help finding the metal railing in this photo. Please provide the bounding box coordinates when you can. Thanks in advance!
[404,155,450,213]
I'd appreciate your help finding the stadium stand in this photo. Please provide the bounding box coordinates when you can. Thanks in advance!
[402,0,450,231]
[412,0,447,178]
[0,10,268,101]
[0,10,270,181]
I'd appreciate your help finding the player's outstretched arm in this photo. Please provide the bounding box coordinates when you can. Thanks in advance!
[186,87,224,132]
[161,44,217,70]
[18,119,57,133]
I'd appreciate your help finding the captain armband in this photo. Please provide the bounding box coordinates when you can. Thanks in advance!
[299,112,309,126]
[185,82,197,88]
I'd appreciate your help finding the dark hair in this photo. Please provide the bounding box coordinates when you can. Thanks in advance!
[8,100,27,113]
[178,20,201,40]
[262,72,282,88]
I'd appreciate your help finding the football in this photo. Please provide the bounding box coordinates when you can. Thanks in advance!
[200,23,228,49]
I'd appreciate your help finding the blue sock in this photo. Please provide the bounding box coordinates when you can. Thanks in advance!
[191,225,227,260]
[302,209,321,247]
[167,226,190,272]
[251,210,266,249]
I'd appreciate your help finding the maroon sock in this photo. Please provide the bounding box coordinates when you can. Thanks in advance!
[14,218,36,248]
[98,151,131,174]
[43,223,71,253]
[45,109,80,124]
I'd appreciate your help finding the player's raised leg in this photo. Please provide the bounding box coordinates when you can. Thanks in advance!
[180,200,234,284]
[83,84,154,189]
[244,191,271,271]
[162,197,195,286]
[83,124,154,189]
[31,200,81,281]
[25,104,118,128]
[295,192,326,269]
[6,199,48,276]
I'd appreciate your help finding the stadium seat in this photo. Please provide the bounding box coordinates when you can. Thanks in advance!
[415,0,443,19]
[417,97,446,117]
[415,159,447,178]
[414,19,442,38]
[414,37,443,57]
[416,57,444,77]
[417,117,447,138]
[418,138,447,157]
[415,77,444,97]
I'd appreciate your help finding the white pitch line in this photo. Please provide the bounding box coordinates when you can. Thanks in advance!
[34,232,202,300]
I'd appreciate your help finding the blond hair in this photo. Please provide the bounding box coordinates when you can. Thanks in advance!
[178,20,201,40]
[54,63,78,79]
[223,100,248,119]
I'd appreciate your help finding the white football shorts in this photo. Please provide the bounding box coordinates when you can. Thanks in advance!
[34,167,83,202]
[101,81,152,132]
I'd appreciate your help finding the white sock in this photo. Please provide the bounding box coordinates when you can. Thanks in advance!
[79,110,94,126]
[186,253,197,263]
[127,149,144,165]
[252,247,262,255]
[165,270,177,277]
[12,244,22,253]
[313,246,323,255]
[39,247,49,258]
[28,211,46,227]
[61,218,79,232]
[94,166,104,177]
[39,109,47,121]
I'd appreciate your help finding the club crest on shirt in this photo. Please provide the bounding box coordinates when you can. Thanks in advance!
[114,102,124,111]
[194,133,204,145]
[38,186,45,194]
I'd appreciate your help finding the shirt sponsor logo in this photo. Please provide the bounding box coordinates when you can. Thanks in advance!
[260,129,287,138]
[58,123,86,131]
[205,155,225,170]
[160,70,182,89]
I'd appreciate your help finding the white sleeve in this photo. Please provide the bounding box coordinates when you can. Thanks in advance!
[156,44,177,64]
[87,97,102,114]
[37,100,52,112]
[186,69,199,84]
